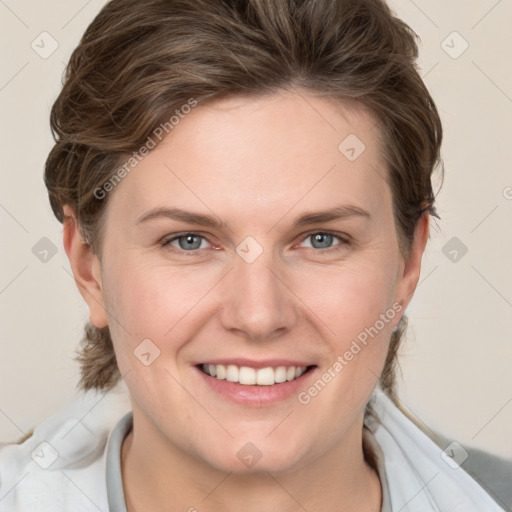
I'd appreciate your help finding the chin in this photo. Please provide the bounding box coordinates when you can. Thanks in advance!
[198,441,306,475]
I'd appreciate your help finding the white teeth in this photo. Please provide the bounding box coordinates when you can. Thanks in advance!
[216,364,226,379]
[274,366,287,383]
[239,366,256,385]
[226,364,239,383]
[201,364,309,385]
[256,367,274,386]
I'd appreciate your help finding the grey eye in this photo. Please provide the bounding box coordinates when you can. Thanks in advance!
[305,233,339,250]
[312,233,332,249]
[165,233,207,251]
[177,234,203,250]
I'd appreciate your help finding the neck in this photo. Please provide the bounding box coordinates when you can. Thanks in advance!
[121,415,382,512]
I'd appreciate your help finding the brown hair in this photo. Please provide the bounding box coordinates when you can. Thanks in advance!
[44,0,443,413]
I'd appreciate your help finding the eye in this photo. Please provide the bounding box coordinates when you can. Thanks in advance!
[162,233,212,252]
[298,231,349,252]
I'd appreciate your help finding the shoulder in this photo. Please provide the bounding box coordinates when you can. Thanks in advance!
[367,388,511,511]
[0,385,131,512]
[432,430,512,512]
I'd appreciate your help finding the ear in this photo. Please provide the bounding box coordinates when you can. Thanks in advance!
[62,205,108,328]
[393,213,430,321]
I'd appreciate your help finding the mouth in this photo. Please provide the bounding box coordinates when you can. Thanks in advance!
[197,363,317,386]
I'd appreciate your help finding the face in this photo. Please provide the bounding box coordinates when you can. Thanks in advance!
[83,90,425,474]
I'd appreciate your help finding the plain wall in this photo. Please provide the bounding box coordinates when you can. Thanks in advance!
[1,0,511,457]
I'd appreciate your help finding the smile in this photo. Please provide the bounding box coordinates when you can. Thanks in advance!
[199,363,314,385]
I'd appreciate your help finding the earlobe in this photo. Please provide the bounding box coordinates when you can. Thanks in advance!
[394,213,430,319]
[62,205,108,329]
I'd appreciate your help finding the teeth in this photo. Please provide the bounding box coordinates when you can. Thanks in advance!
[256,367,273,385]
[295,367,305,378]
[226,364,239,383]
[239,366,256,385]
[201,364,309,385]
[274,366,287,383]
[216,364,226,379]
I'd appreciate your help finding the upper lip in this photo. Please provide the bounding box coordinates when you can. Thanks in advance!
[196,358,316,369]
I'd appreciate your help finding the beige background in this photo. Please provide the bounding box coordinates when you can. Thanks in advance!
[1,1,511,456]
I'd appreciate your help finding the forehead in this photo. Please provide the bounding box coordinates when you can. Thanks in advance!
[108,90,392,225]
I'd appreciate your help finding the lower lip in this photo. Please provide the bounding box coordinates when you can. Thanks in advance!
[195,366,317,406]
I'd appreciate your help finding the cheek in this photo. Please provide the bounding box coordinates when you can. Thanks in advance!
[294,259,400,408]
[101,259,217,346]
[296,257,399,337]
[294,265,399,414]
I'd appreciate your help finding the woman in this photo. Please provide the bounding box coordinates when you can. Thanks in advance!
[0,0,510,510]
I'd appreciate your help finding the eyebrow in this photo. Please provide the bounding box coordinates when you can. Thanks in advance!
[136,204,371,230]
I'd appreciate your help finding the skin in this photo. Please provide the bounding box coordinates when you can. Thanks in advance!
[64,89,429,512]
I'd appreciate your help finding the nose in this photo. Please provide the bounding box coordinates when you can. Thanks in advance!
[219,249,299,342]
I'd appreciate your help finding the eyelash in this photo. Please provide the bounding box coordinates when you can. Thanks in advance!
[160,231,350,256]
